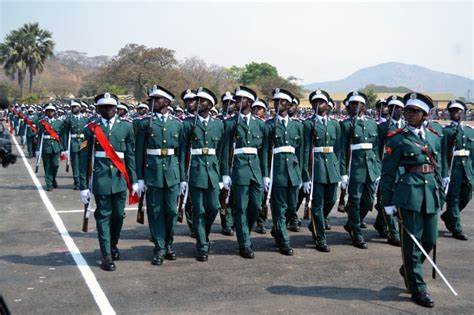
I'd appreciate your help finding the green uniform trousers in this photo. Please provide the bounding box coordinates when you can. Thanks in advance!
[70,151,80,186]
[94,191,126,257]
[443,174,472,233]
[346,180,376,240]
[27,136,36,157]
[184,201,193,232]
[232,180,263,249]
[309,182,338,244]
[42,152,59,188]
[219,190,234,229]
[190,185,220,252]
[271,186,298,246]
[399,206,438,293]
[146,185,179,255]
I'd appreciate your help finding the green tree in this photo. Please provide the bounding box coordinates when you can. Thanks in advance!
[240,62,278,85]
[360,86,378,109]
[0,29,28,97]
[22,93,41,104]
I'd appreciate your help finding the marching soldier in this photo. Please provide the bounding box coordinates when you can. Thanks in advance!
[340,91,380,249]
[221,86,268,259]
[381,92,442,308]
[302,90,341,252]
[376,99,389,122]
[117,102,129,119]
[440,99,472,241]
[79,92,139,271]
[25,107,38,158]
[266,88,303,256]
[136,85,183,265]
[374,95,404,246]
[179,87,224,262]
[36,103,66,191]
[62,100,88,190]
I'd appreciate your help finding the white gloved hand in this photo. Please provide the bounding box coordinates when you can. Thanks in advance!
[222,175,232,190]
[35,151,40,158]
[132,183,139,196]
[340,175,349,189]
[80,189,91,204]
[137,179,146,196]
[180,181,188,195]
[442,177,450,190]
[303,181,312,194]
[219,182,224,190]
[263,177,271,192]
[384,205,397,216]
[298,181,303,190]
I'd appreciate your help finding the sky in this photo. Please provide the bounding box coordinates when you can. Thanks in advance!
[0,0,473,85]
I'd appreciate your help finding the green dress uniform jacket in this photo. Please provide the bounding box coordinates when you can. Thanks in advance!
[62,113,88,187]
[37,118,64,189]
[381,126,442,294]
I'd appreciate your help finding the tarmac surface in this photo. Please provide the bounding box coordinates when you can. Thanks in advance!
[1,128,474,314]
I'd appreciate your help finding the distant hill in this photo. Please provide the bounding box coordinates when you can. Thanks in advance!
[305,62,474,98]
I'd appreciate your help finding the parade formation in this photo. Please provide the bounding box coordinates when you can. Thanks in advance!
[4,86,472,309]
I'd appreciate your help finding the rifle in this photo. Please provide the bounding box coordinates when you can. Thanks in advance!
[35,129,44,173]
[82,123,96,232]
[305,104,318,220]
[445,112,463,194]
[265,99,281,209]
[137,98,155,224]
[66,131,71,172]
[337,102,361,212]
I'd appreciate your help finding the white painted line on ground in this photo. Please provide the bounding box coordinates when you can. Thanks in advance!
[12,135,116,315]
[57,207,138,214]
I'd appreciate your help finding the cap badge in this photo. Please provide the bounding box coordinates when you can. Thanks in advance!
[410,93,417,100]
[104,93,110,99]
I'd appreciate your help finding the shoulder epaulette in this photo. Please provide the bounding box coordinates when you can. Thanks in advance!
[387,128,403,138]
[427,127,440,136]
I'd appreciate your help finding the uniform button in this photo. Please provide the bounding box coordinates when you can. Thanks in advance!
[110,165,113,169]
[206,162,209,165]
[462,161,465,164]
[463,144,466,147]
[163,140,167,143]
[286,158,289,161]
[109,133,111,136]
[325,158,328,162]
[205,132,208,134]
[365,137,368,140]
[163,128,166,131]
[151,134,154,136]
[326,132,328,135]
[162,164,166,167]
[425,180,428,184]
[285,141,288,143]
[248,131,250,134]
[426,157,429,161]
[205,141,208,144]
[410,153,414,156]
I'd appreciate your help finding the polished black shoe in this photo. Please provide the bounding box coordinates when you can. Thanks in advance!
[352,239,368,249]
[165,250,177,260]
[101,256,116,271]
[45,186,53,192]
[196,251,208,262]
[453,231,468,241]
[411,291,434,308]
[52,180,58,188]
[221,227,234,236]
[73,185,79,191]
[255,224,267,234]
[360,221,367,229]
[279,244,294,256]
[399,265,410,291]
[151,254,164,265]
[287,223,300,232]
[239,247,255,259]
[315,242,331,253]
[111,247,120,261]
[388,238,401,247]
[324,220,331,231]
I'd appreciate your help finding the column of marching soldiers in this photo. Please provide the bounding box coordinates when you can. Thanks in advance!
[5,85,473,308]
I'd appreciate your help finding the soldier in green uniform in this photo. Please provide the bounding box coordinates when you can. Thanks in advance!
[217,92,236,236]
[136,85,183,265]
[62,100,88,190]
[302,90,340,252]
[265,89,303,256]
[440,99,472,241]
[179,87,224,262]
[25,107,38,158]
[374,96,404,246]
[221,86,269,259]
[340,91,380,249]
[36,103,66,191]
[79,93,139,271]
[381,92,442,308]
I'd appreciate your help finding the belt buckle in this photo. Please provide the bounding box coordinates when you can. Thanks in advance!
[323,147,330,153]
[202,148,209,155]
[161,148,168,156]
[422,164,429,172]
[460,149,466,156]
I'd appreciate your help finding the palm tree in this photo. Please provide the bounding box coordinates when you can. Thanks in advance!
[19,22,55,94]
[0,29,28,97]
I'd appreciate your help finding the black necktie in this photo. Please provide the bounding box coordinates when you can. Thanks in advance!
[161,116,165,123]
[203,120,207,128]
[243,116,247,125]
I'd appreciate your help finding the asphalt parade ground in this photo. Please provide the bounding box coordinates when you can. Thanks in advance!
[1,132,473,314]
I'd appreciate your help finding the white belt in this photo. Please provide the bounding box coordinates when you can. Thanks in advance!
[95,151,125,159]
[147,148,175,156]
[313,146,334,153]
[350,143,373,150]
[71,134,84,138]
[234,147,258,155]
[43,135,52,139]
[191,148,216,155]
[453,149,470,156]
[273,146,295,154]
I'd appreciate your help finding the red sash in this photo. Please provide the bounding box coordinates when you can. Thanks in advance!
[89,123,139,204]
[26,118,37,134]
[40,120,61,143]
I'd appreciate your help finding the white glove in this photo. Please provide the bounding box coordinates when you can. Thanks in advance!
[340,175,349,189]
[263,177,271,192]
[375,176,381,185]
[219,182,224,190]
[35,151,40,158]
[180,181,188,195]
[132,183,139,196]
[298,181,303,190]
[303,181,312,194]
[137,179,146,196]
[80,189,91,204]
[222,175,232,190]
[384,205,397,216]
[442,177,450,190]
